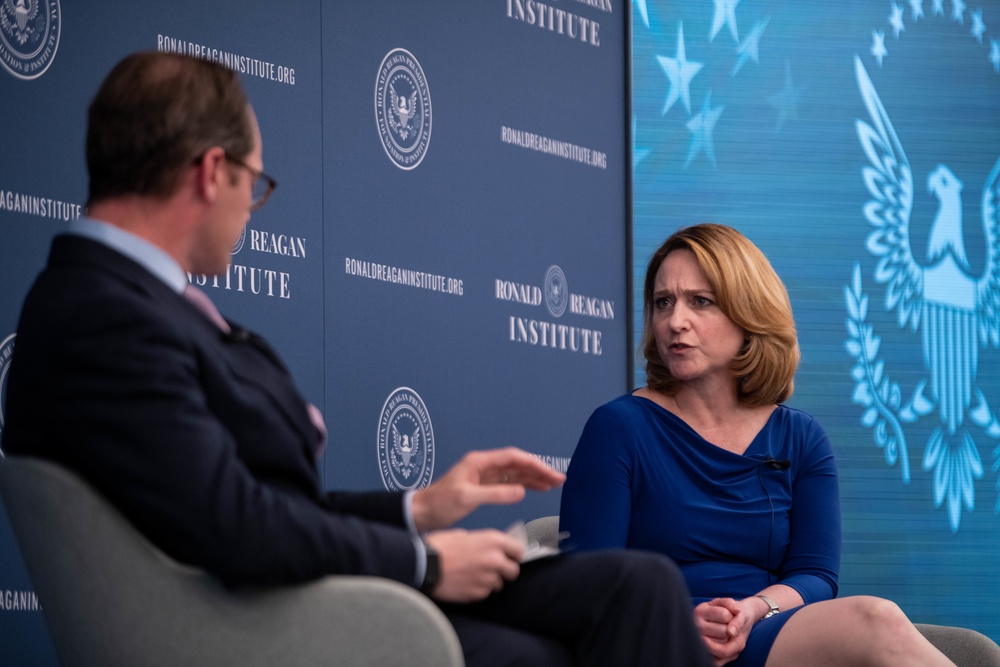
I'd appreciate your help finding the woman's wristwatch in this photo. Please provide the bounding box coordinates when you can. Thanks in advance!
[756,594,780,619]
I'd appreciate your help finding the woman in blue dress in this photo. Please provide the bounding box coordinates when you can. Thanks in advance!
[560,224,955,666]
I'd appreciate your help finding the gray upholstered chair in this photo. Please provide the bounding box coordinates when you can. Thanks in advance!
[524,516,1000,667]
[914,625,1000,667]
[0,456,464,667]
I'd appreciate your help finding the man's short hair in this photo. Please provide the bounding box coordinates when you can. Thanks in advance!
[86,51,254,205]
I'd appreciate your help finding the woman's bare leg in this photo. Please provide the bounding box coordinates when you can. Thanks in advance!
[765,596,955,667]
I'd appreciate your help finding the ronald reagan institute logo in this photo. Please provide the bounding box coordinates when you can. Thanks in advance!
[377,387,435,491]
[0,333,14,455]
[0,0,60,80]
[544,264,569,318]
[374,48,432,170]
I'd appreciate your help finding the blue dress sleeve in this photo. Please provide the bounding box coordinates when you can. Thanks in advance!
[778,413,841,604]
[560,401,634,550]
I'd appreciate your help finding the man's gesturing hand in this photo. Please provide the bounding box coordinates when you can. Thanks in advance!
[412,447,565,532]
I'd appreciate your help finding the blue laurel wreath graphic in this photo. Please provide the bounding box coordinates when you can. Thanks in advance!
[846,262,1000,523]
[844,262,929,484]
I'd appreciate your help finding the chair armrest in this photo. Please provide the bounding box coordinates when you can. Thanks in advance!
[1,457,464,667]
[915,623,1000,667]
[202,575,465,666]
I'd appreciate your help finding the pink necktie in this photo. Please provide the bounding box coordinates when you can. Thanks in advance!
[183,284,231,333]
[307,402,328,459]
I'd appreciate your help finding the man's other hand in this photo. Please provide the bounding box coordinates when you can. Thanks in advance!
[424,529,525,603]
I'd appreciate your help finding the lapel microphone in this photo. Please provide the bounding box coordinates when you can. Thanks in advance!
[764,456,791,471]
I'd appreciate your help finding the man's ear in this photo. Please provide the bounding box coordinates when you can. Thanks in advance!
[192,147,227,204]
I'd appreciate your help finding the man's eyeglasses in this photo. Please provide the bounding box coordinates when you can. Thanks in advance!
[224,153,277,212]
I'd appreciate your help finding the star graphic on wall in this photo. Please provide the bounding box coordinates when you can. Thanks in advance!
[684,92,724,168]
[732,18,769,75]
[710,0,740,43]
[657,23,704,115]
[952,0,966,24]
[890,3,906,37]
[767,62,806,132]
[635,0,650,28]
[990,38,1000,73]
[971,9,986,43]
[872,29,889,66]
[865,0,992,71]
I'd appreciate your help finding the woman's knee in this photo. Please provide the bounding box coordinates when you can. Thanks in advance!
[769,597,918,665]
[850,596,908,628]
[845,596,917,649]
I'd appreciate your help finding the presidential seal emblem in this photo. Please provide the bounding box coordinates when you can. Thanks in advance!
[231,227,246,256]
[0,0,60,80]
[374,48,432,170]
[844,8,1000,532]
[544,265,568,318]
[377,387,435,491]
[0,333,15,456]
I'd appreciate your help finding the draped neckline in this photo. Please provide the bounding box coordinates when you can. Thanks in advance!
[629,393,779,460]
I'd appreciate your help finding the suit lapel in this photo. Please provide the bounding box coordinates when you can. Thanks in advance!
[48,235,320,453]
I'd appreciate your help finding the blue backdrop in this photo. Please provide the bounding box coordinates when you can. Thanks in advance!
[320,1,627,533]
[0,0,627,662]
[631,0,1000,642]
[3,0,997,662]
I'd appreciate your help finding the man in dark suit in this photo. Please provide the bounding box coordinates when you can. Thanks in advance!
[2,52,711,667]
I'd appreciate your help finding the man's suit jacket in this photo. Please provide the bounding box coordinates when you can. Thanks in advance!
[3,234,418,587]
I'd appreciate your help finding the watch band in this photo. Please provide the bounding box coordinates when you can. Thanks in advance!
[756,594,780,619]
[420,541,441,595]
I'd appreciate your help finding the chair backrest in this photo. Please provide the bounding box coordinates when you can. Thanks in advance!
[0,456,464,667]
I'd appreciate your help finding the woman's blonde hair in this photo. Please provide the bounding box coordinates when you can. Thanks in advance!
[641,223,800,406]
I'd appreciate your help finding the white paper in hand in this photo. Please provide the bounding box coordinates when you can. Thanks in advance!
[506,521,563,563]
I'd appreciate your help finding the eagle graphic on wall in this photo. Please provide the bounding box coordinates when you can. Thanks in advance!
[854,55,1000,531]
